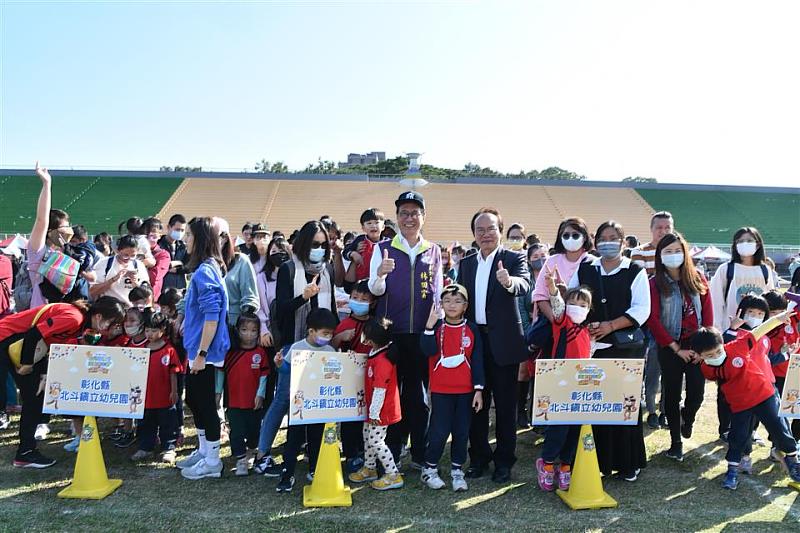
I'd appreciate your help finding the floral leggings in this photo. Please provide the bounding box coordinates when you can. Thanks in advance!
[363,424,398,474]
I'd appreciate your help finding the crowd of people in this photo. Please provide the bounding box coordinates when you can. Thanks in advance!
[1,164,799,497]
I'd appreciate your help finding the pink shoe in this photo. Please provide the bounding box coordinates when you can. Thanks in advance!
[557,467,571,491]
[536,458,555,491]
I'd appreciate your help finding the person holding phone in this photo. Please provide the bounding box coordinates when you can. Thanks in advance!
[89,235,150,307]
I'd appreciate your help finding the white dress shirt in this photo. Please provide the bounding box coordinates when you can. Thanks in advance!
[474,248,500,325]
[368,234,426,296]
[567,255,651,326]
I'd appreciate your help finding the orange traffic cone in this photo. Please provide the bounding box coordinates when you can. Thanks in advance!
[58,416,122,499]
[556,424,617,510]
[303,422,352,507]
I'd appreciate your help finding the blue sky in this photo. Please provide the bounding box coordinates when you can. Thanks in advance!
[1,0,799,186]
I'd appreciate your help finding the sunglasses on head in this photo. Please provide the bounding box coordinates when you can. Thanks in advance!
[562,232,582,240]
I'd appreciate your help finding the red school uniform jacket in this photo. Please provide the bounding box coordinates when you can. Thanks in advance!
[550,314,591,360]
[420,320,485,394]
[366,345,401,425]
[0,303,85,345]
[768,315,799,379]
[733,328,775,384]
[701,330,775,413]
[334,316,371,354]
[145,342,182,409]
[224,346,269,409]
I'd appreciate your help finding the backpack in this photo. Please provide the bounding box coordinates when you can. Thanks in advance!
[12,260,33,312]
[724,262,769,300]
[268,261,294,349]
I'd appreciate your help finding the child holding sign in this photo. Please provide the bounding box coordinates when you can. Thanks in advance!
[349,318,403,490]
[131,311,181,463]
[224,313,269,476]
[419,283,484,492]
[535,266,593,492]
[692,316,800,490]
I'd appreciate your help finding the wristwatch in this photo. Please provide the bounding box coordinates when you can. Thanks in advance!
[198,350,208,359]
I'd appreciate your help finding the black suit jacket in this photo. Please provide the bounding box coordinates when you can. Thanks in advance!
[457,247,531,366]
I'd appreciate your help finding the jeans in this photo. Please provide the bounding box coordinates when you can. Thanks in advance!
[425,392,472,468]
[258,371,290,455]
[541,425,580,465]
[726,394,798,464]
[137,407,178,451]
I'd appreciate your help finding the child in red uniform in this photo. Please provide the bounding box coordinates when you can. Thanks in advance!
[115,306,148,448]
[131,311,181,464]
[419,283,484,492]
[334,280,374,473]
[763,290,800,441]
[157,288,188,445]
[693,319,800,490]
[343,208,385,284]
[536,267,593,492]
[349,318,403,490]
[224,313,269,476]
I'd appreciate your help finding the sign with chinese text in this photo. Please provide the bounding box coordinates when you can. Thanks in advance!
[289,350,367,425]
[533,358,645,425]
[43,344,151,419]
[780,353,800,419]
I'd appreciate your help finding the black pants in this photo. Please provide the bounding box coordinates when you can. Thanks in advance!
[341,421,364,460]
[425,392,472,468]
[386,333,429,464]
[137,407,178,451]
[175,373,185,430]
[469,330,519,469]
[541,425,580,465]
[282,423,323,476]
[0,335,44,455]
[658,347,705,445]
[717,383,731,436]
[184,365,220,442]
[227,407,264,458]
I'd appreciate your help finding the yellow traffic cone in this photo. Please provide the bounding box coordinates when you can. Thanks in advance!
[58,416,122,499]
[303,422,352,507]
[556,424,617,510]
[790,481,800,492]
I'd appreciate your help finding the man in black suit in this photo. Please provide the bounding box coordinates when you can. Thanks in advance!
[457,208,530,482]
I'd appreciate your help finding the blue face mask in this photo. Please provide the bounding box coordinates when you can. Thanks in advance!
[704,350,726,366]
[349,300,370,316]
[309,248,326,263]
[597,241,621,259]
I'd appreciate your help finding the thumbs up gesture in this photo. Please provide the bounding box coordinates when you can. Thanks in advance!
[496,260,512,289]
[303,274,321,301]
[378,248,395,277]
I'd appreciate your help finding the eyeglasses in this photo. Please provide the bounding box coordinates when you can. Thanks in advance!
[398,210,423,219]
[310,241,328,249]
[475,226,499,236]
[562,232,582,240]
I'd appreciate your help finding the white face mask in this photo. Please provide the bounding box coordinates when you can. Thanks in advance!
[661,252,684,269]
[566,305,590,324]
[124,325,142,337]
[744,315,764,329]
[704,350,727,366]
[561,235,585,252]
[736,242,757,257]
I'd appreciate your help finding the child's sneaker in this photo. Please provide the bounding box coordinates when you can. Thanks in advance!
[536,458,555,491]
[180,458,223,480]
[276,471,295,493]
[63,436,81,453]
[371,472,404,490]
[131,449,153,462]
[161,449,177,464]
[451,468,468,492]
[421,467,446,490]
[245,449,257,470]
[349,466,378,483]
[34,423,50,441]
[770,448,783,463]
[722,466,739,490]
[235,457,249,476]
[176,449,205,470]
[557,465,571,491]
[665,443,684,462]
[738,456,753,475]
[782,454,800,483]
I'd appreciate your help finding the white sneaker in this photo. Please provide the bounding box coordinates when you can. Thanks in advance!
[245,450,257,470]
[34,424,51,441]
[235,457,248,477]
[176,449,205,470]
[63,436,80,453]
[181,458,223,480]
[451,468,468,492]
[421,466,445,489]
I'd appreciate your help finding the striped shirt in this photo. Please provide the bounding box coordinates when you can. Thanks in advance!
[629,243,657,276]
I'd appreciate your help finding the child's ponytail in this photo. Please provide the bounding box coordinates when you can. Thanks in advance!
[363,317,397,364]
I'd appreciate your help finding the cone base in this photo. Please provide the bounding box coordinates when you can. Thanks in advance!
[303,484,352,507]
[557,487,617,510]
[789,481,800,492]
[58,478,122,500]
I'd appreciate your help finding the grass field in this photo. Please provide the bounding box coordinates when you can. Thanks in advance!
[2,386,799,532]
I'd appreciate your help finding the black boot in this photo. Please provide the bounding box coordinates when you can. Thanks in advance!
[516,380,530,428]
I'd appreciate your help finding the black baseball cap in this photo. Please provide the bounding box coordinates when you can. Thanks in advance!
[395,191,425,210]
[251,223,269,235]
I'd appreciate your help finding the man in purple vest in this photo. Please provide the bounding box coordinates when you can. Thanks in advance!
[369,191,443,467]
[458,207,530,482]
